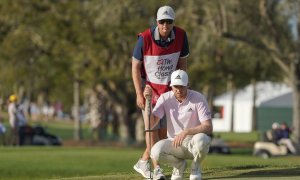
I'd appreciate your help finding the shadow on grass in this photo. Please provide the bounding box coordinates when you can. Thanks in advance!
[206,167,300,179]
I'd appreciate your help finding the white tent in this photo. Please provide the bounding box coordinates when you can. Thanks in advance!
[212,81,292,132]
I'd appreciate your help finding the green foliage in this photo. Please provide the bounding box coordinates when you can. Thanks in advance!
[0,0,291,114]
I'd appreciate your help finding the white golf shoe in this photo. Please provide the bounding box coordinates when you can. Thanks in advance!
[171,160,187,180]
[153,166,166,180]
[189,160,201,180]
[133,159,151,179]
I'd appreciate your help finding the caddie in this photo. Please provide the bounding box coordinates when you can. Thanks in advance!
[132,5,189,180]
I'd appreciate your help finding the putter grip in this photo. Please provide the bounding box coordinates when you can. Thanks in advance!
[145,95,151,114]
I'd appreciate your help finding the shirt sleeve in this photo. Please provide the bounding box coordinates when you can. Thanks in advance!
[180,32,189,58]
[152,95,165,119]
[196,95,211,122]
[132,36,144,61]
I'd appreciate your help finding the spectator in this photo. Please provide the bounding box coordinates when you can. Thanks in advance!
[280,122,292,138]
[271,122,297,155]
[54,101,64,120]
[271,122,281,143]
[29,101,40,121]
[0,116,7,145]
[278,122,297,155]
[8,94,19,145]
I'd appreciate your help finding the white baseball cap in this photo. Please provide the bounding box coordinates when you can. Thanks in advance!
[170,70,188,86]
[272,122,280,129]
[157,6,175,21]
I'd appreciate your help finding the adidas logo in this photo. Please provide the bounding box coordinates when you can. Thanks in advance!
[175,75,181,79]
[163,10,169,16]
[188,108,193,112]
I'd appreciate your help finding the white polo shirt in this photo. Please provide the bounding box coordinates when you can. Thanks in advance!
[152,89,211,138]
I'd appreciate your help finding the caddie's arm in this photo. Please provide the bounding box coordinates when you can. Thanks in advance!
[172,119,213,148]
[176,57,187,71]
[132,58,145,109]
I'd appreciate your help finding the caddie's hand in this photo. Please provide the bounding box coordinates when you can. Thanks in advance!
[172,130,188,148]
[136,94,145,110]
[143,85,152,98]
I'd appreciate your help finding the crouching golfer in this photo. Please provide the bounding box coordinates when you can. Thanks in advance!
[145,70,213,180]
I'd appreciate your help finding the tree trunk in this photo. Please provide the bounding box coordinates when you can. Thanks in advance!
[203,84,214,112]
[94,84,130,143]
[251,79,257,131]
[88,88,102,141]
[115,103,129,143]
[292,59,300,144]
[135,113,145,145]
[73,79,82,141]
[227,75,235,132]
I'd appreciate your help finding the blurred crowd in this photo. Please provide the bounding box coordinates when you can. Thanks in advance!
[0,94,85,145]
[0,93,119,146]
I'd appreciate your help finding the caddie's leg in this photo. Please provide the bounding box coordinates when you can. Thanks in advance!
[158,116,167,139]
[140,109,150,161]
[141,107,160,161]
[134,108,160,179]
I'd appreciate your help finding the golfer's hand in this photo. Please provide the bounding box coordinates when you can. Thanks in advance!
[136,94,145,110]
[143,85,152,99]
[172,130,188,148]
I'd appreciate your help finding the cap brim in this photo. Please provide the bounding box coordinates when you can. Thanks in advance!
[170,82,187,87]
[157,16,174,21]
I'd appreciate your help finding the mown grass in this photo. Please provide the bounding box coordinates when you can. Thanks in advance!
[0,146,138,180]
[1,120,299,179]
[216,131,261,143]
[0,146,300,180]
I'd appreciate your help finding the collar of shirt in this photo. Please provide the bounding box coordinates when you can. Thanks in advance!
[153,26,175,45]
[172,90,190,105]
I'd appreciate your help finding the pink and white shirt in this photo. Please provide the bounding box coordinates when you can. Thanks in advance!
[152,89,211,138]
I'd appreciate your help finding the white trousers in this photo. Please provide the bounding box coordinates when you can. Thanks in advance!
[278,138,297,154]
[151,133,211,169]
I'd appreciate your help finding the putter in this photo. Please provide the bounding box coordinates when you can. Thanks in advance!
[145,94,153,179]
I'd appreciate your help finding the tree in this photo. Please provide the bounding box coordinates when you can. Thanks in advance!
[217,0,300,143]
[0,0,291,143]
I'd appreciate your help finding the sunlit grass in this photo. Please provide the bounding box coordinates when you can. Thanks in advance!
[0,146,300,180]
